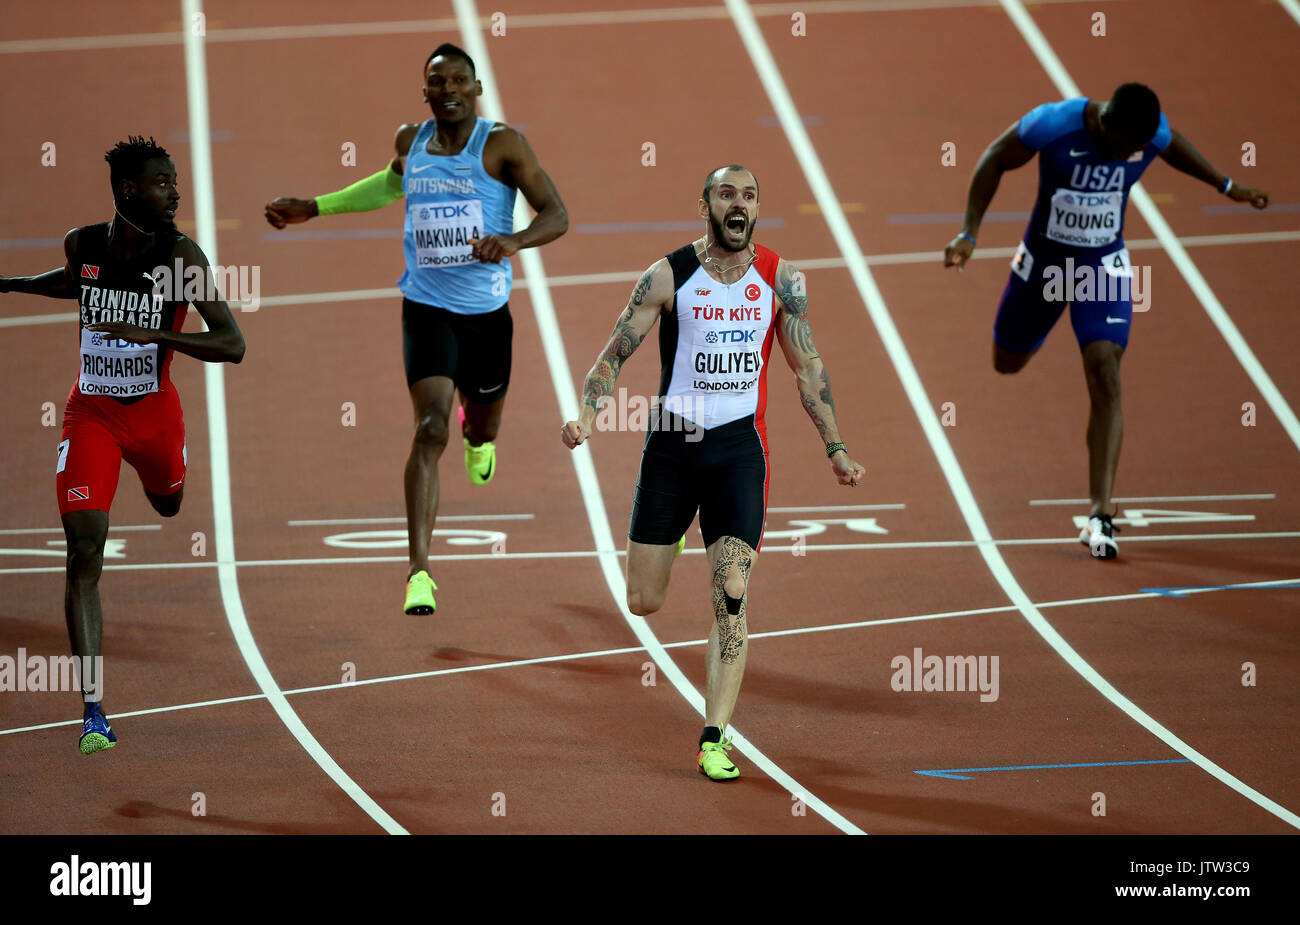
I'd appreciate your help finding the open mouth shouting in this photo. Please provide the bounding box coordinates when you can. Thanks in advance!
[724,211,748,240]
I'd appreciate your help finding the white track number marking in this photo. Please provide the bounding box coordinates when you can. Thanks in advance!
[56,439,69,474]
[0,538,130,560]
[322,528,507,549]
[762,517,889,540]
[1071,509,1257,530]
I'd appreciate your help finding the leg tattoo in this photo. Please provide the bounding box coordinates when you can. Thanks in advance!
[711,537,753,664]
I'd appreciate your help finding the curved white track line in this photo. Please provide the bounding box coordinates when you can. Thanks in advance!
[452,0,865,834]
[729,0,1299,829]
[182,0,406,834]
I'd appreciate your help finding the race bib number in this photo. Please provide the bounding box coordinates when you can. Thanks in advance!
[1102,247,1132,278]
[1045,188,1122,248]
[1010,241,1034,282]
[689,327,763,393]
[78,328,158,397]
[411,199,483,268]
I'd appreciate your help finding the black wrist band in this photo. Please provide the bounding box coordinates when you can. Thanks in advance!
[825,442,847,458]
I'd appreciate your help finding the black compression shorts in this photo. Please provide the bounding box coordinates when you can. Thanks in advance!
[628,411,769,551]
[401,297,513,402]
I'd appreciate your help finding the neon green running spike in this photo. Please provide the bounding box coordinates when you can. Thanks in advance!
[697,734,740,781]
[464,439,496,485]
[675,535,686,557]
[404,570,437,615]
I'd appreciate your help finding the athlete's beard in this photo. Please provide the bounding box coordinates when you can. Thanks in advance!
[709,210,753,252]
[117,202,174,237]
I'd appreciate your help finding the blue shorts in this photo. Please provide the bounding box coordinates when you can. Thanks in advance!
[993,241,1135,354]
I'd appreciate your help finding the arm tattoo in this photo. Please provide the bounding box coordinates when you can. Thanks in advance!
[631,267,654,306]
[582,273,653,412]
[711,537,753,664]
[781,262,841,444]
[779,264,814,355]
[798,365,838,442]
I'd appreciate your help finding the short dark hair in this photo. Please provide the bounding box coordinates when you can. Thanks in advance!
[104,135,171,197]
[1108,82,1161,145]
[702,165,758,203]
[425,42,475,78]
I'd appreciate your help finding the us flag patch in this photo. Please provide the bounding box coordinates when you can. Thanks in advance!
[80,265,99,279]
[67,486,90,501]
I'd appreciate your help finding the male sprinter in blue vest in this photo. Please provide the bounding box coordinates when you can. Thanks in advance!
[943,83,1269,559]
[265,43,568,613]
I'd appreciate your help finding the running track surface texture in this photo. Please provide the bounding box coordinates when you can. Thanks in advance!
[1,0,1297,835]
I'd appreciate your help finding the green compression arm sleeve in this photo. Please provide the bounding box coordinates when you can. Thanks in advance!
[315,164,404,215]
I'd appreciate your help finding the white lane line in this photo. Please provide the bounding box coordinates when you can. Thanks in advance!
[1280,0,1300,29]
[451,0,863,836]
[767,503,905,512]
[999,0,1300,457]
[0,525,162,535]
[4,228,1297,329]
[181,0,405,836]
[287,514,535,526]
[3,530,1300,576]
[0,0,1123,54]
[6,574,1291,740]
[1030,494,1276,505]
[735,0,1299,829]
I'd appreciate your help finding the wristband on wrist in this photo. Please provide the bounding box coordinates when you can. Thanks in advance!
[958,232,977,245]
[1220,177,1233,196]
[825,441,847,458]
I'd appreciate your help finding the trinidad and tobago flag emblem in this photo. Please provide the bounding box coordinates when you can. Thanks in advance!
[80,265,99,279]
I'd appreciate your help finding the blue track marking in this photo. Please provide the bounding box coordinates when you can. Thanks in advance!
[1142,580,1300,598]
[915,759,1192,780]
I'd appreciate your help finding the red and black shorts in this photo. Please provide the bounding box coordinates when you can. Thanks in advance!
[56,385,187,516]
[629,411,770,551]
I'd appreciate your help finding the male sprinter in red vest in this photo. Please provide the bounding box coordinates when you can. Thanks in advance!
[0,136,245,753]
[265,43,567,615]
[562,166,865,781]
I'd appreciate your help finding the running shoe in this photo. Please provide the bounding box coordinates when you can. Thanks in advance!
[464,439,496,485]
[675,535,686,557]
[458,405,496,486]
[79,703,117,755]
[697,733,740,781]
[405,569,437,615]
[1078,513,1119,559]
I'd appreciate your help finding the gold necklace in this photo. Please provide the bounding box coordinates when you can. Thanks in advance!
[114,206,152,236]
[699,238,755,276]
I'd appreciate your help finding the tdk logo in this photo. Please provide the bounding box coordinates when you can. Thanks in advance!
[704,329,755,345]
[419,203,472,219]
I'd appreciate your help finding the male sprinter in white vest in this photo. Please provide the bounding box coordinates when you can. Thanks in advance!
[943,83,1269,559]
[265,43,568,614]
[562,166,865,781]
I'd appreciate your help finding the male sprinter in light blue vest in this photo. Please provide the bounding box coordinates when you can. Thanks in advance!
[266,43,568,613]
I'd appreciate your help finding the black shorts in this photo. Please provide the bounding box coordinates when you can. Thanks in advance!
[401,297,513,402]
[629,412,769,551]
